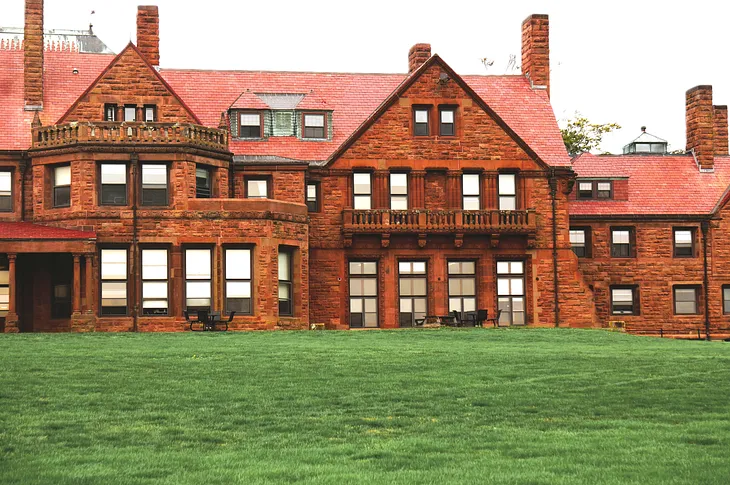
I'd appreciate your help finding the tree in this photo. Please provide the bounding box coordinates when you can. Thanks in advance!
[560,113,621,156]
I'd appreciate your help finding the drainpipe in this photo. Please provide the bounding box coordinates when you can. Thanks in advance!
[20,152,27,222]
[701,221,710,340]
[131,153,139,332]
[549,170,559,327]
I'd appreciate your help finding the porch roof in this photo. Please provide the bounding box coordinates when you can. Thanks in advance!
[0,222,96,240]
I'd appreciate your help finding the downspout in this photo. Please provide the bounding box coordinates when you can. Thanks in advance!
[20,153,27,222]
[549,170,560,327]
[701,221,710,340]
[131,153,139,332]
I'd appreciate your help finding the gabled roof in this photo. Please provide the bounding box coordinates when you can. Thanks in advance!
[0,222,96,240]
[570,153,730,216]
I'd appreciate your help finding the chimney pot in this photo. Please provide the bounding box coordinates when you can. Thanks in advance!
[137,5,160,66]
[521,14,550,98]
[408,43,431,73]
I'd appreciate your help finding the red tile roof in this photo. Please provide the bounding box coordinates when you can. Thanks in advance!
[570,153,730,216]
[0,222,96,240]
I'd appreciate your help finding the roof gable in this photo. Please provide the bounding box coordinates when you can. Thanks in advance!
[58,43,201,124]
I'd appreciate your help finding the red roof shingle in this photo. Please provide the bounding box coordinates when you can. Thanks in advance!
[0,222,96,240]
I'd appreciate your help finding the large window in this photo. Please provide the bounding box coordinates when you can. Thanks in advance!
[226,248,252,315]
[674,286,699,315]
[498,173,516,210]
[100,249,127,316]
[239,112,262,138]
[448,261,476,318]
[497,260,525,325]
[611,227,634,258]
[439,107,455,136]
[570,227,591,258]
[303,113,326,139]
[462,173,480,210]
[53,165,71,208]
[0,255,8,317]
[306,183,319,212]
[0,171,11,212]
[413,107,429,136]
[142,249,168,316]
[185,249,211,313]
[353,172,372,210]
[398,261,427,327]
[100,164,127,205]
[141,164,168,206]
[246,178,268,199]
[611,286,638,315]
[278,249,293,316]
[673,228,695,258]
[349,261,378,328]
[195,166,212,198]
[390,173,408,210]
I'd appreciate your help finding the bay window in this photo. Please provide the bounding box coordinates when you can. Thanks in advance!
[100,249,127,316]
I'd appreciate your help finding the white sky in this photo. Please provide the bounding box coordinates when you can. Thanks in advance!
[4,0,729,154]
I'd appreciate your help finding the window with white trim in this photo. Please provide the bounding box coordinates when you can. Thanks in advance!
[390,173,408,210]
[0,171,11,212]
[226,248,252,315]
[498,173,516,210]
[246,179,268,199]
[53,165,71,208]
[100,164,127,205]
[303,113,325,139]
[448,261,476,318]
[439,107,455,136]
[278,249,293,316]
[674,286,699,315]
[185,249,211,313]
[611,286,637,315]
[142,249,168,316]
[462,174,480,210]
[349,261,378,328]
[497,260,525,325]
[399,261,427,327]
[124,105,136,122]
[100,249,127,316]
[353,172,372,210]
[141,164,168,206]
[239,112,262,138]
[414,108,429,136]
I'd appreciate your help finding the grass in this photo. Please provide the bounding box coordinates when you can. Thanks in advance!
[0,329,729,484]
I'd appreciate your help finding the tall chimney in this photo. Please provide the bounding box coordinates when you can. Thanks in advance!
[713,105,729,156]
[137,6,160,67]
[408,43,431,73]
[521,14,550,98]
[24,0,44,109]
[686,85,715,171]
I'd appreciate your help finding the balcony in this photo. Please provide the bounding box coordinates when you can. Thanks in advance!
[187,198,308,223]
[343,209,536,247]
[31,122,229,153]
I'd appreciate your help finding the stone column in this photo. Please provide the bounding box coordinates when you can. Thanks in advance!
[374,171,388,209]
[72,254,82,315]
[85,254,94,314]
[171,246,183,318]
[447,171,461,209]
[411,170,426,209]
[5,254,19,333]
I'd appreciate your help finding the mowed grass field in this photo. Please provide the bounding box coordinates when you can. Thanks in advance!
[0,329,729,485]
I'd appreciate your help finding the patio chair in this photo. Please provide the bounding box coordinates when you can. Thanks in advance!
[222,311,235,331]
[486,309,503,327]
[473,309,488,327]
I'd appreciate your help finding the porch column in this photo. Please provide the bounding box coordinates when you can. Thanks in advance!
[85,254,94,314]
[171,246,183,318]
[5,254,19,333]
[72,254,82,315]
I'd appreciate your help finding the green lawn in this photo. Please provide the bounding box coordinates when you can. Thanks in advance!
[0,329,729,485]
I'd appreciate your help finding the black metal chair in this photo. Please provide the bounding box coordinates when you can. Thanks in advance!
[486,309,503,327]
[223,311,235,331]
[451,310,463,327]
[472,309,488,327]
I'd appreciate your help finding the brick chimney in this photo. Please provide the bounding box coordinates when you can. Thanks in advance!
[137,6,160,67]
[521,14,550,98]
[408,43,431,73]
[686,86,715,171]
[714,105,729,156]
[24,0,44,109]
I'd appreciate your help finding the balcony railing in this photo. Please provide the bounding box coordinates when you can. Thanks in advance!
[32,122,229,152]
[343,209,536,235]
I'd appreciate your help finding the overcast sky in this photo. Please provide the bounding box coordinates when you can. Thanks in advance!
[4,0,729,154]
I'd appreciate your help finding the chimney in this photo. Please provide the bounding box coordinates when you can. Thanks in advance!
[24,0,44,110]
[521,14,550,98]
[137,6,160,66]
[714,105,729,156]
[686,85,715,171]
[408,43,431,73]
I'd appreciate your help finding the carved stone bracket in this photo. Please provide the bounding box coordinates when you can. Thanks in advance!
[418,233,427,248]
[343,233,353,248]
[380,234,390,248]
[527,234,537,249]
[489,234,500,249]
[454,233,464,248]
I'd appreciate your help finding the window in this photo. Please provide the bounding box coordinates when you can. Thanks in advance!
[144,105,156,123]
[195,166,211,198]
[226,248,252,315]
[577,180,613,200]
[303,113,325,139]
[462,173,480,210]
[570,227,591,258]
[239,112,262,138]
[674,228,695,257]
[723,286,730,314]
[353,172,372,210]
[0,171,11,212]
[497,260,525,325]
[398,261,427,327]
[51,283,72,318]
[124,105,136,122]
[439,107,455,136]
[0,255,8,317]
[498,173,516,210]
[185,249,211,312]
[246,178,268,199]
[100,249,127,316]
[611,286,638,315]
[306,183,319,212]
[100,164,127,205]
[448,261,476,318]
[278,249,293,316]
[390,173,408,210]
[611,227,634,258]
[53,165,71,208]
[349,261,378,328]
[104,104,117,122]
[414,107,429,136]
[141,164,168,206]
[674,286,699,315]
[142,249,168,316]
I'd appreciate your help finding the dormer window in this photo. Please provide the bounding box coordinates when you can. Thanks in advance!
[577,180,613,200]
[239,112,262,138]
[124,105,136,122]
[414,107,429,136]
[439,107,455,136]
[303,113,326,139]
